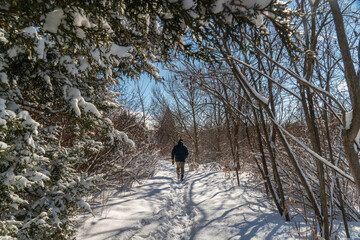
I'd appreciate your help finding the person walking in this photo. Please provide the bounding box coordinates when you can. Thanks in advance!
[171,139,188,181]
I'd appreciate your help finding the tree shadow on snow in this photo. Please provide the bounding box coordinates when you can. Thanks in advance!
[79,225,140,240]
[229,211,285,240]
[186,172,286,240]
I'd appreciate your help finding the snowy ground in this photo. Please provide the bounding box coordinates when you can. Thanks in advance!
[76,161,360,240]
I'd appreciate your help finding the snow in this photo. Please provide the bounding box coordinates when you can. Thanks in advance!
[60,55,78,75]
[0,30,8,43]
[241,0,272,9]
[22,27,38,38]
[101,20,113,33]
[0,72,9,85]
[78,56,90,72]
[10,193,28,205]
[43,74,52,91]
[73,12,91,28]
[345,110,353,130]
[50,207,61,227]
[77,198,92,213]
[122,109,158,130]
[106,43,132,59]
[0,97,6,117]
[162,12,174,19]
[91,49,100,61]
[212,0,272,13]
[146,61,161,80]
[250,13,264,27]
[77,161,359,239]
[18,111,40,135]
[0,141,8,151]
[0,118,6,128]
[236,66,269,105]
[263,10,275,19]
[76,27,85,39]
[42,9,65,33]
[212,0,227,14]
[337,80,348,92]
[67,87,101,117]
[24,133,36,149]
[28,171,50,183]
[275,120,355,182]
[22,212,48,229]
[210,0,274,26]
[36,37,46,59]
[114,130,135,148]
[14,175,30,189]
[8,46,24,58]
[88,43,131,66]
[188,10,199,19]
[182,0,195,10]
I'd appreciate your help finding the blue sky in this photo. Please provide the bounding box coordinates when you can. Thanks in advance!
[124,65,171,112]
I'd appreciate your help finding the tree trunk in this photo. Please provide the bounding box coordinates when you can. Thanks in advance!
[253,108,284,217]
[259,107,291,221]
[190,91,200,164]
[224,108,240,185]
[297,1,329,236]
[322,66,351,238]
[244,119,268,193]
[324,118,351,238]
[226,60,323,225]
[328,0,360,193]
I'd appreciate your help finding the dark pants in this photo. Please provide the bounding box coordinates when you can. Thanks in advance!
[176,161,185,180]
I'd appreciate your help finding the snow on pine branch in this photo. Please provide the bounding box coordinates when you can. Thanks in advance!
[211,0,273,26]
[65,87,101,117]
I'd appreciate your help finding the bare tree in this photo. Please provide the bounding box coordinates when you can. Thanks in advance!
[328,0,360,194]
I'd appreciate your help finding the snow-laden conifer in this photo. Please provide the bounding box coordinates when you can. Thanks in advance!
[0,0,293,238]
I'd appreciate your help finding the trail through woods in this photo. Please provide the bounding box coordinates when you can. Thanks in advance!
[77,161,360,240]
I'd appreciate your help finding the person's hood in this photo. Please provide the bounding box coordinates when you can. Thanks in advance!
[178,140,183,146]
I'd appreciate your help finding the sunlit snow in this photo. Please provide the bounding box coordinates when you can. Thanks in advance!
[76,161,360,240]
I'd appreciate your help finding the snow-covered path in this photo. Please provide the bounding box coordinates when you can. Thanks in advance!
[76,161,359,239]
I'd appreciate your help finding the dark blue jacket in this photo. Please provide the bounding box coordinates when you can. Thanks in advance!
[171,141,188,162]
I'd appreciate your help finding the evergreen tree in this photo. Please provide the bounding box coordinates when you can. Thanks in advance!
[0,0,293,238]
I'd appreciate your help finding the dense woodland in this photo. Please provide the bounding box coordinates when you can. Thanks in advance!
[0,0,359,239]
